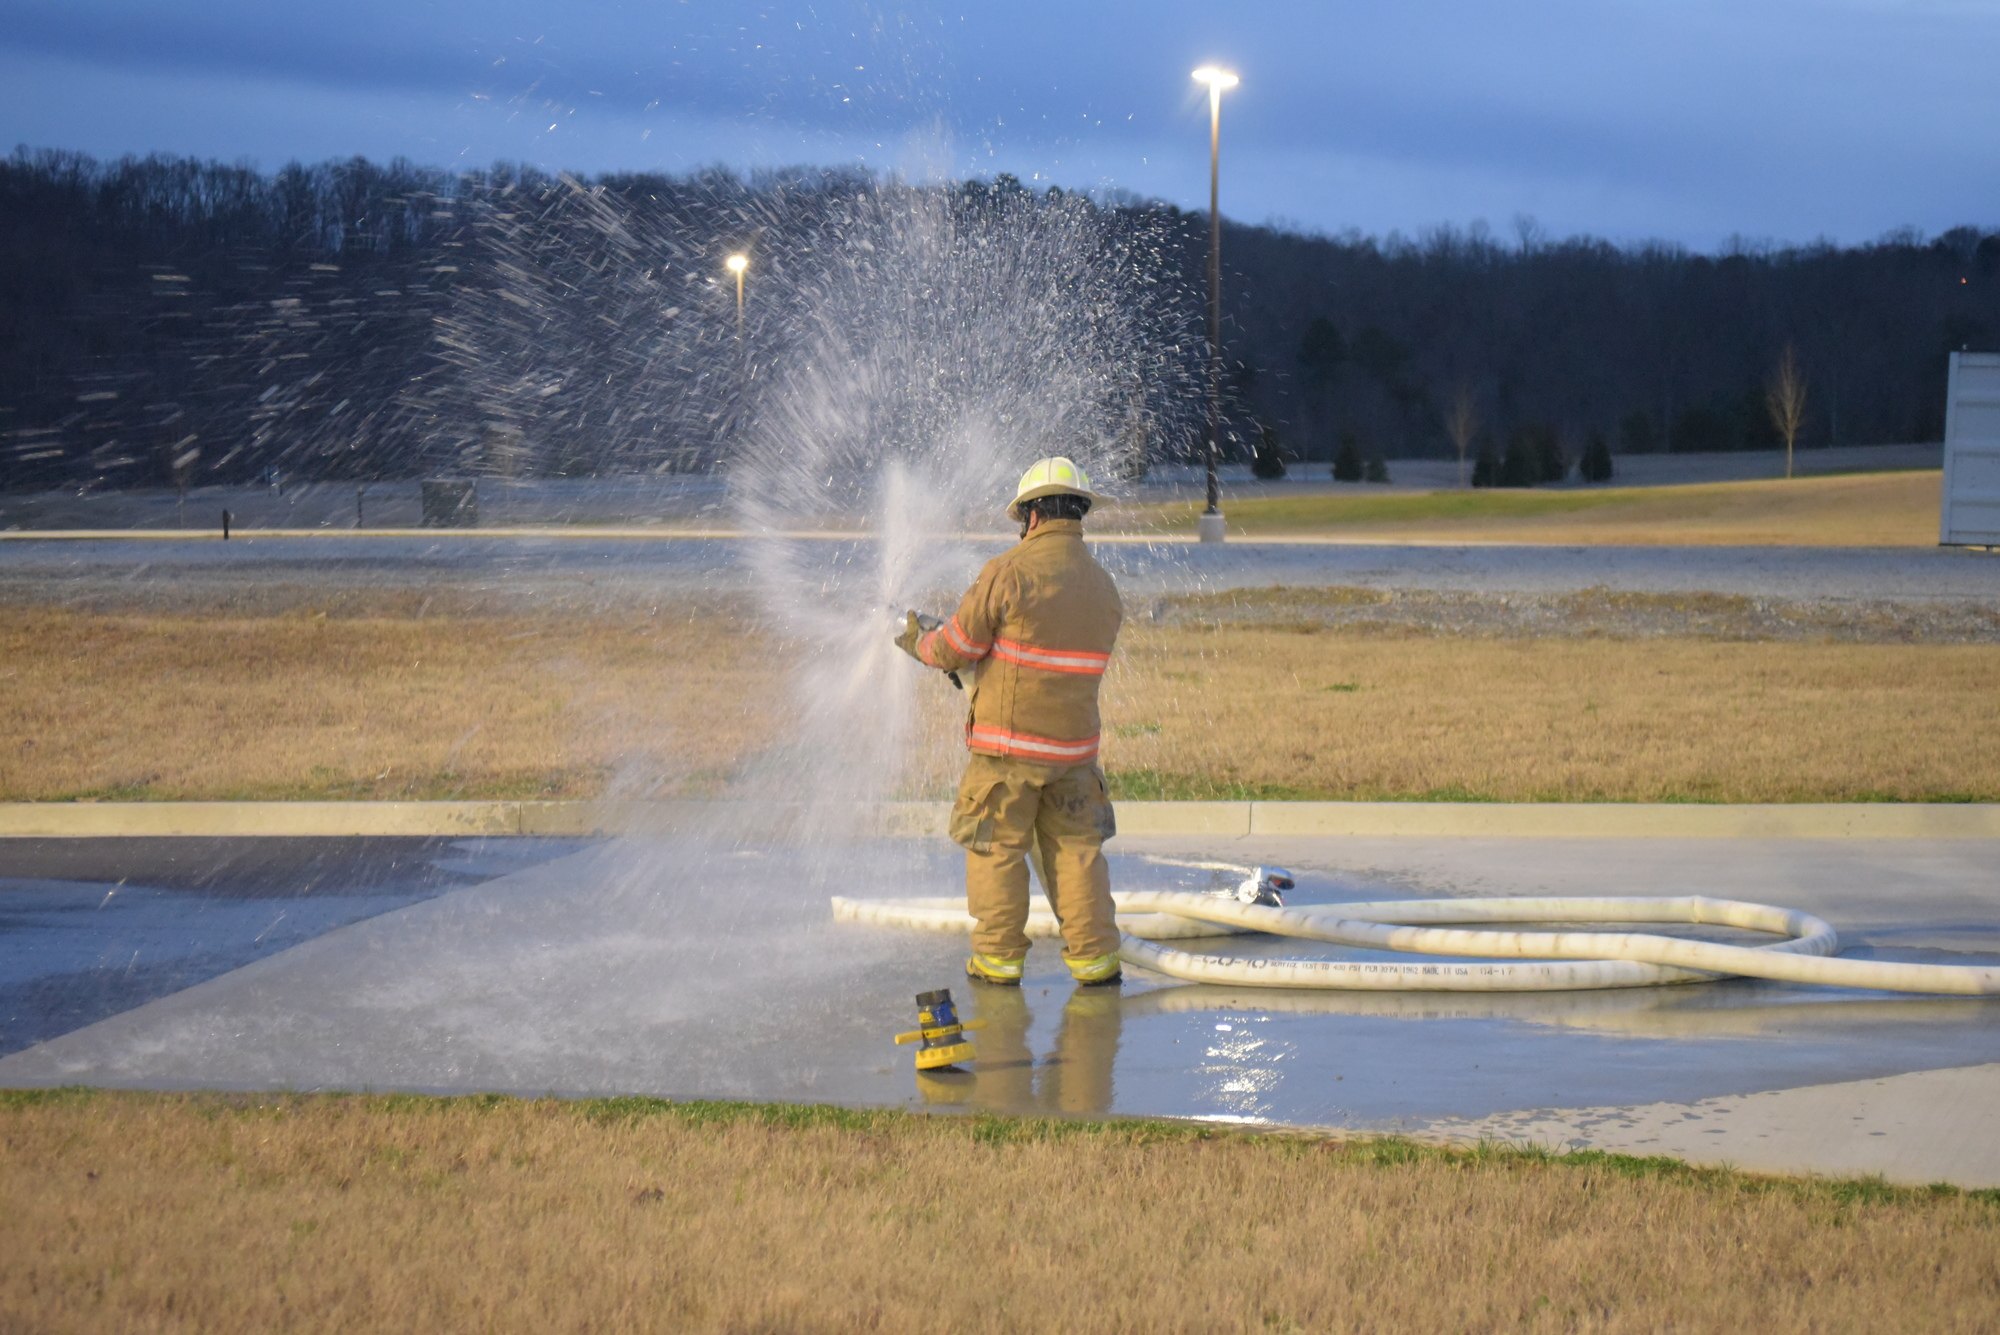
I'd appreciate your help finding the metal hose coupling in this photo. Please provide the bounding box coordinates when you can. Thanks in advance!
[1217,866,1294,908]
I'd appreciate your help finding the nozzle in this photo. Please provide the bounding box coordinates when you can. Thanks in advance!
[893,608,963,690]
[1230,866,1294,907]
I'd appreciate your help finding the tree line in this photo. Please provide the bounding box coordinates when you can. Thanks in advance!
[1,146,1994,492]
[1221,212,1997,471]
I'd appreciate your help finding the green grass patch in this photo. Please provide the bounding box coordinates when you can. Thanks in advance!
[1132,470,1940,538]
[1150,486,1628,531]
[1103,771,2000,804]
[1104,771,1335,802]
[0,1085,104,1112]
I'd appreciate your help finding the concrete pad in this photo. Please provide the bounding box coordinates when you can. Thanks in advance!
[1415,1063,2000,1188]
[2,833,1996,1185]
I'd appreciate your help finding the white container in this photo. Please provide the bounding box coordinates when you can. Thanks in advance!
[1941,351,2000,546]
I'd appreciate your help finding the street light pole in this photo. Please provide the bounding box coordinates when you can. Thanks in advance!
[1192,66,1238,544]
[726,252,748,338]
[724,253,750,459]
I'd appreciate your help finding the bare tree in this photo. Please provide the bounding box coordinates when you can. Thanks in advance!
[1445,382,1479,487]
[1766,344,1808,479]
[1512,212,1546,255]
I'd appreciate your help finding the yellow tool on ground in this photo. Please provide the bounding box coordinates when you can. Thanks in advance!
[894,988,985,1071]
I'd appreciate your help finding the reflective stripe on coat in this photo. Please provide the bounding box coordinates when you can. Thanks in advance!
[918,518,1122,766]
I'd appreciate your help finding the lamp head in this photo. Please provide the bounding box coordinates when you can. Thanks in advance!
[725,253,749,274]
[1191,66,1240,93]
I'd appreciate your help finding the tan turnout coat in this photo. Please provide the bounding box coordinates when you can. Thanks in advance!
[917,518,1122,765]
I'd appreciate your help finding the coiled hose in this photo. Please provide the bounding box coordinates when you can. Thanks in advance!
[831,891,2000,996]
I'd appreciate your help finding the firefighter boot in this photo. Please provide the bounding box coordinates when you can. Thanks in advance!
[966,952,1025,986]
[1064,950,1122,986]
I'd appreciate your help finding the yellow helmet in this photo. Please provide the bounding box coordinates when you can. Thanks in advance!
[1007,456,1102,522]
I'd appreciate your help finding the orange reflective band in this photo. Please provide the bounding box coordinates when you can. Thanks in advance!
[920,616,990,669]
[943,616,991,659]
[967,726,1101,763]
[989,637,1110,676]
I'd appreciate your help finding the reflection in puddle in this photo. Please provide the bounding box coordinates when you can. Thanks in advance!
[1191,1016,1289,1121]
[915,987,1123,1115]
[908,978,1996,1124]
[1123,982,1994,1040]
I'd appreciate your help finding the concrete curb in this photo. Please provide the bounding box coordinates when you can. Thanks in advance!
[3,800,1998,840]
[0,527,869,542]
[0,527,1311,547]
[0,528,1762,550]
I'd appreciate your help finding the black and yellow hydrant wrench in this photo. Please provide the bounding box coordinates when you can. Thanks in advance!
[894,988,986,1071]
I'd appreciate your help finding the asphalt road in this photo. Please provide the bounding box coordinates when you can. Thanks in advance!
[5,533,1996,606]
[0,445,1943,530]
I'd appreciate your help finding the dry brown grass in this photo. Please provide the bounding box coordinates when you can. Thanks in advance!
[3,1091,1996,1333]
[0,607,771,801]
[5,602,1998,803]
[1103,625,2000,802]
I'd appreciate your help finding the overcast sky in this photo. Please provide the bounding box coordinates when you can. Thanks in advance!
[2,1,1994,250]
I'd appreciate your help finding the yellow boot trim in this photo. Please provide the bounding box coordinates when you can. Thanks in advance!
[965,953,1025,985]
[1065,951,1122,984]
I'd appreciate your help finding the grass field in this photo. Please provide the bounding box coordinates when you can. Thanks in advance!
[1132,471,1942,545]
[5,597,1997,803]
[4,1089,1996,1332]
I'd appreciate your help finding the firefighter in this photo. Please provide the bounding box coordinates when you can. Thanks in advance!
[895,457,1124,986]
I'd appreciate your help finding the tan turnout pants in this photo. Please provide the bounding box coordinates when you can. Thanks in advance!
[949,752,1119,961]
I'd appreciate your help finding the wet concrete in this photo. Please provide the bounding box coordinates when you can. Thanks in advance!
[2,833,1996,1183]
[0,837,583,1055]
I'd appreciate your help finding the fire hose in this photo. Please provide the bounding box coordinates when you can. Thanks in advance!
[832,872,2000,997]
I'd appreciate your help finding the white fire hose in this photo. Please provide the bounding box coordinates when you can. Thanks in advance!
[832,869,2000,996]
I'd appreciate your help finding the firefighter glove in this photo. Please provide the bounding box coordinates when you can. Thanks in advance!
[894,610,925,662]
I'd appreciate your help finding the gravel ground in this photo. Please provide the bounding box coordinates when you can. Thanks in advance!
[1150,586,2000,643]
[2,535,1995,621]
[1114,540,1999,601]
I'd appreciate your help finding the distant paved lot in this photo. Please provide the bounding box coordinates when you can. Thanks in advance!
[0,445,1943,530]
[3,533,1995,606]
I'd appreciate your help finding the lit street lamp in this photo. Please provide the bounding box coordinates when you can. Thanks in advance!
[723,253,751,452]
[1192,65,1238,544]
